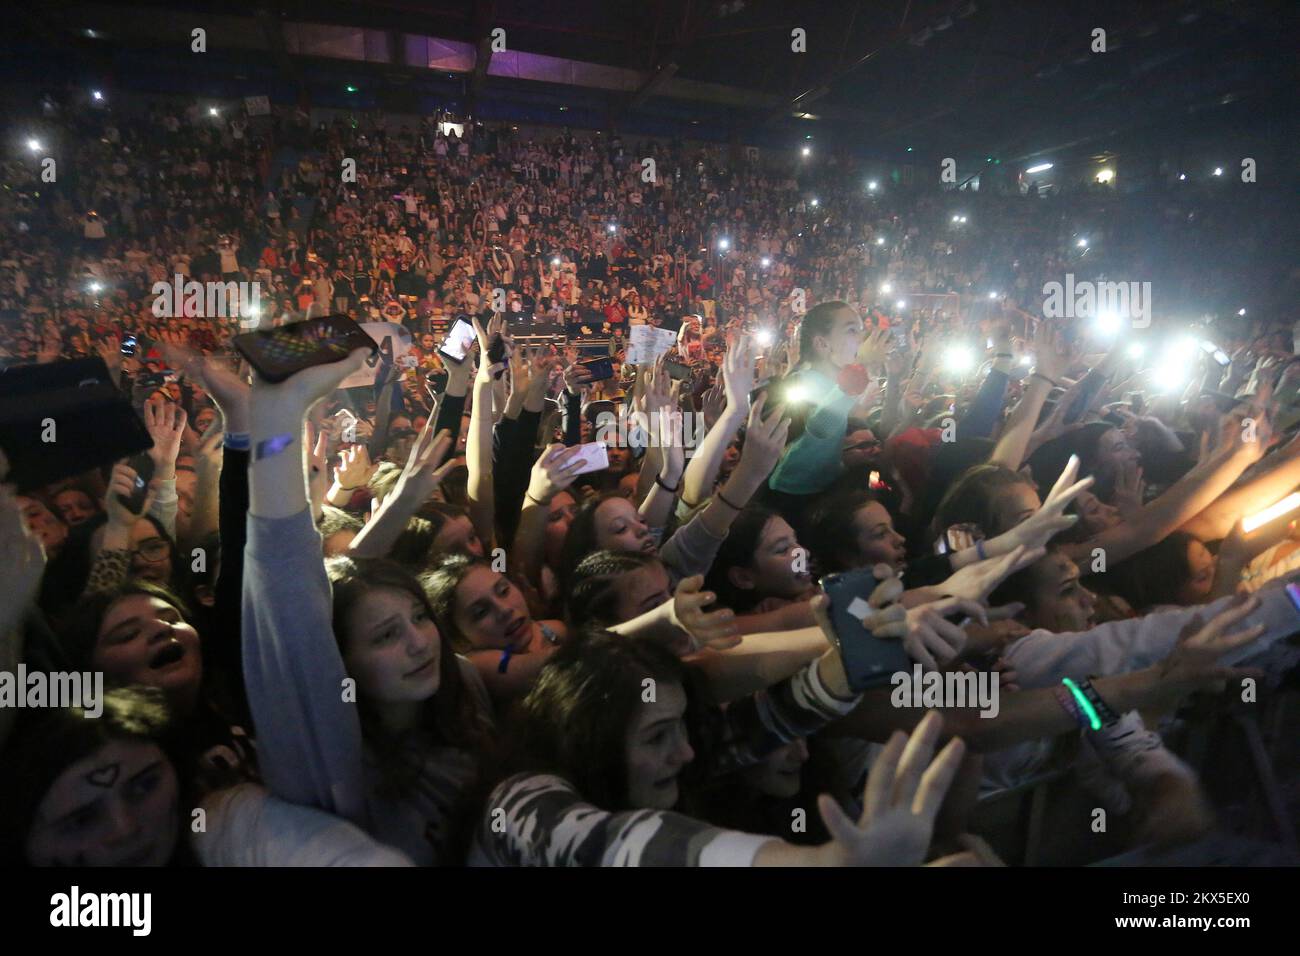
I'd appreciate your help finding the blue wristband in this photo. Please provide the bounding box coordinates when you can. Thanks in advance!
[976,539,987,561]
[254,433,295,460]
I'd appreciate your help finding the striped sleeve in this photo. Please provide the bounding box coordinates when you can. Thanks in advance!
[471,774,774,867]
[711,659,861,777]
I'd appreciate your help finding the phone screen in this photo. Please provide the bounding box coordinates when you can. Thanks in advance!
[568,442,611,475]
[440,320,477,362]
[665,360,692,382]
[579,357,615,382]
[819,568,912,691]
[118,453,156,513]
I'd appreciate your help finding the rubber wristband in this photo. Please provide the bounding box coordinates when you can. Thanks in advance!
[715,488,744,511]
[994,352,1013,359]
[254,434,295,460]
[1030,372,1059,388]
[224,433,251,451]
[1077,677,1121,728]
[1053,684,1086,728]
[655,474,680,494]
[976,539,987,561]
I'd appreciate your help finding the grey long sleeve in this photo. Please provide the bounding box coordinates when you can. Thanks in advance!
[241,507,367,826]
[1002,579,1300,689]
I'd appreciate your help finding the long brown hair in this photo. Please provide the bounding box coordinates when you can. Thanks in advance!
[326,555,491,798]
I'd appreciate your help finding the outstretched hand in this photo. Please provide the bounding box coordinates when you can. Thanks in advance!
[815,712,966,866]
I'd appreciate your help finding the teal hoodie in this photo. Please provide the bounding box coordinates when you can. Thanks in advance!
[768,367,857,495]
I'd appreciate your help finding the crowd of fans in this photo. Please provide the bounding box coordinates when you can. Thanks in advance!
[1,89,1298,867]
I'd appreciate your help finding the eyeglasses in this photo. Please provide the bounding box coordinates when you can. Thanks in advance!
[132,537,170,562]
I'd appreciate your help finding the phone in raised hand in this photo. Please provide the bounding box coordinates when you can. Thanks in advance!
[567,442,610,476]
[439,319,478,364]
[819,567,912,691]
[117,453,155,514]
[233,314,377,384]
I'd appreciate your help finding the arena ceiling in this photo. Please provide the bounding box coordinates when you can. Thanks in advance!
[10,0,1299,159]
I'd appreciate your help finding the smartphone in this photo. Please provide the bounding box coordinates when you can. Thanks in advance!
[1128,391,1146,415]
[233,315,377,384]
[934,523,983,556]
[1285,582,1300,616]
[439,319,477,363]
[568,441,610,475]
[487,330,508,380]
[117,453,155,514]
[819,567,912,692]
[120,333,152,358]
[579,357,615,382]
[665,360,692,382]
[1199,340,1230,366]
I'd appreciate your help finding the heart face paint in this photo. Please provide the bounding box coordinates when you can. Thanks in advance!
[85,762,121,788]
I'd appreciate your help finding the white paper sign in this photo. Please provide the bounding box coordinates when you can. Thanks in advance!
[244,95,271,117]
[627,325,677,365]
[339,321,413,389]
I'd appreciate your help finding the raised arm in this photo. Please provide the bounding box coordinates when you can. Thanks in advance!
[989,324,1066,470]
[348,426,456,559]
[681,336,752,506]
[467,316,503,550]
[478,711,967,867]
[243,346,372,823]
[1183,427,1300,541]
[1062,434,1260,567]
[510,443,584,590]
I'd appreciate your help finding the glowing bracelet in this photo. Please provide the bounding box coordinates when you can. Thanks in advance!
[1061,677,1102,731]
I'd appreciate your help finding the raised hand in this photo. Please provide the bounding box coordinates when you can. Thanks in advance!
[1156,593,1265,695]
[525,443,586,505]
[1112,458,1146,517]
[95,334,124,376]
[160,343,251,434]
[103,462,156,530]
[1032,321,1068,384]
[700,376,727,431]
[992,455,1093,553]
[728,393,790,493]
[658,407,686,485]
[857,327,892,371]
[927,833,1007,867]
[900,597,989,669]
[562,361,593,396]
[669,575,740,653]
[143,399,187,480]
[392,425,456,505]
[722,334,756,412]
[815,712,966,866]
[250,347,372,413]
[939,544,1045,606]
